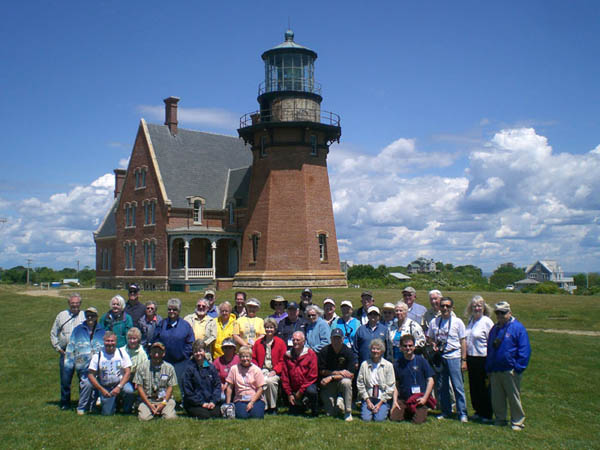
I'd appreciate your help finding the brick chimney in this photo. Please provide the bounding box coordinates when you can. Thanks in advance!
[114,169,126,198]
[164,96,180,135]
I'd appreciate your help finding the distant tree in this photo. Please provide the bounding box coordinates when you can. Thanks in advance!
[348,264,379,280]
[376,265,389,278]
[573,272,600,294]
[489,263,526,289]
[444,263,454,271]
[435,262,444,271]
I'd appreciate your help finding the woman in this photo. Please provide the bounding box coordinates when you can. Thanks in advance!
[137,301,162,352]
[233,298,265,347]
[225,346,266,419]
[182,339,222,419]
[305,305,331,352]
[213,338,239,399]
[323,298,339,327]
[120,327,147,413]
[356,338,395,422]
[233,291,247,318]
[465,295,494,422]
[388,302,426,362]
[252,318,286,414]
[100,295,133,347]
[268,295,288,324]
[209,302,237,359]
[332,300,361,348]
[381,303,396,327]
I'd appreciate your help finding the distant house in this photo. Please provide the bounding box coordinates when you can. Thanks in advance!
[407,257,437,274]
[515,260,576,293]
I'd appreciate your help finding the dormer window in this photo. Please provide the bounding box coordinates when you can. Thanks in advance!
[187,197,205,225]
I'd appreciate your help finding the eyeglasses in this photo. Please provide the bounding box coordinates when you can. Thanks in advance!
[401,344,414,348]
[197,305,207,309]
[307,314,317,318]
[440,305,452,309]
[167,308,179,312]
[146,307,155,310]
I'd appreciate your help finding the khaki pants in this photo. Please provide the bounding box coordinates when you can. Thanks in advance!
[263,374,280,409]
[138,399,177,421]
[490,370,525,428]
[320,378,353,416]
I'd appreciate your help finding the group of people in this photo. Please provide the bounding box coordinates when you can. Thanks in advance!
[50,286,531,429]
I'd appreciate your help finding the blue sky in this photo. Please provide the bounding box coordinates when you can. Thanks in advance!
[1,1,599,273]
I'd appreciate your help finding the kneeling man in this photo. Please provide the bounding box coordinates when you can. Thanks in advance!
[391,334,435,424]
[134,342,178,421]
[281,331,319,416]
[88,331,134,415]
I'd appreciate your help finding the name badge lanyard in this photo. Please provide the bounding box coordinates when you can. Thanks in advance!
[436,316,452,353]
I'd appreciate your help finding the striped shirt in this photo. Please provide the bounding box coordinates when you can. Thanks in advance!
[50,310,85,351]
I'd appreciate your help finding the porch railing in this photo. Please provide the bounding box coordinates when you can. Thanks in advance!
[170,268,214,279]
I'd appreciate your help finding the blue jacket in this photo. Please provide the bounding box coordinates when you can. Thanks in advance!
[353,322,390,364]
[305,318,331,353]
[64,323,105,373]
[182,359,221,407]
[152,318,195,364]
[485,317,531,374]
[331,317,361,348]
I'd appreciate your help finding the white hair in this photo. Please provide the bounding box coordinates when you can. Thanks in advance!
[111,295,125,310]
[428,289,442,298]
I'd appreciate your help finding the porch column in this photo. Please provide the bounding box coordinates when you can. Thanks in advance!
[211,241,217,280]
[184,239,190,281]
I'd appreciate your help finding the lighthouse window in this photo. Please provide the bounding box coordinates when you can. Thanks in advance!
[251,234,260,263]
[310,135,317,156]
[260,136,267,158]
[318,234,328,262]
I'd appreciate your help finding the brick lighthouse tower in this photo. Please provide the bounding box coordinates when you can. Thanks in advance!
[234,30,347,288]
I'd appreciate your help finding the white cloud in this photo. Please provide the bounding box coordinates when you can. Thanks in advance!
[330,129,600,272]
[0,174,115,269]
[137,105,238,130]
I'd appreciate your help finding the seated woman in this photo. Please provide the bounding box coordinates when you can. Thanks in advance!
[225,346,266,419]
[252,318,286,414]
[213,338,239,401]
[182,339,222,419]
[120,327,148,413]
[100,295,133,347]
[233,298,265,347]
[356,338,395,422]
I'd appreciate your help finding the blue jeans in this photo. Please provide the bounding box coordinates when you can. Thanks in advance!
[171,360,188,400]
[59,353,79,406]
[361,400,390,422]
[440,357,467,418]
[99,383,136,415]
[77,375,96,413]
[234,400,265,419]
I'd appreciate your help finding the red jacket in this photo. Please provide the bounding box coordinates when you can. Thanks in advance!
[252,336,287,375]
[281,347,318,396]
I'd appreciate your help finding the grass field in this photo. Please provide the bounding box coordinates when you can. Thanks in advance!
[1,286,599,449]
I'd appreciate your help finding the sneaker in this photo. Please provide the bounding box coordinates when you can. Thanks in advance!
[436,414,447,420]
[344,413,353,422]
[76,409,85,416]
[460,416,469,423]
[511,425,523,431]
[336,397,345,413]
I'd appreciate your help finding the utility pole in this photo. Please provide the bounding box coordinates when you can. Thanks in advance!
[26,258,32,286]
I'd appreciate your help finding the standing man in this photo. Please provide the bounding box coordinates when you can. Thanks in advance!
[423,289,443,333]
[353,306,390,366]
[88,331,133,415]
[318,328,356,421]
[322,298,339,327]
[276,302,308,349]
[204,289,218,318]
[353,291,375,325]
[402,287,427,327]
[125,284,146,325]
[426,297,468,422]
[64,306,106,415]
[281,331,319,416]
[184,298,216,348]
[135,342,178,421]
[50,293,85,410]
[486,301,531,431]
[299,288,313,317]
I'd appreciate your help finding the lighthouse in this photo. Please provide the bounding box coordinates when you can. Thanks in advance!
[234,30,347,288]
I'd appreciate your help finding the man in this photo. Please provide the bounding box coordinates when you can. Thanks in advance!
[64,306,105,415]
[318,328,356,421]
[134,342,178,421]
[125,284,146,325]
[50,293,85,409]
[299,288,313,317]
[426,297,468,422]
[332,300,360,348]
[204,289,218,318]
[138,301,162,352]
[353,291,375,325]
[276,302,307,349]
[388,301,426,362]
[485,301,531,431]
[423,289,443,333]
[322,298,339,326]
[184,298,216,348]
[233,291,247,318]
[88,331,133,416]
[353,306,390,366]
[391,334,435,424]
[281,331,319,416]
[402,287,427,327]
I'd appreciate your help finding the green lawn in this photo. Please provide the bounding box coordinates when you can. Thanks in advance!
[2,286,599,449]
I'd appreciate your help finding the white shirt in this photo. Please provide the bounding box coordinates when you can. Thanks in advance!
[465,315,494,357]
[89,348,132,386]
[427,315,466,360]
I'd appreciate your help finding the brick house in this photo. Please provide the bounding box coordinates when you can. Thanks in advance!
[94,31,346,291]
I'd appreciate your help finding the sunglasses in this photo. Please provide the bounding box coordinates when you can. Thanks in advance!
[440,304,452,309]
[495,311,508,315]
[167,308,179,312]
[146,306,155,310]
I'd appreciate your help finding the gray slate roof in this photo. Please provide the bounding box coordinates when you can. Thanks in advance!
[147,124,251,209]
[95,196,118,238]
[226,166,251,208]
